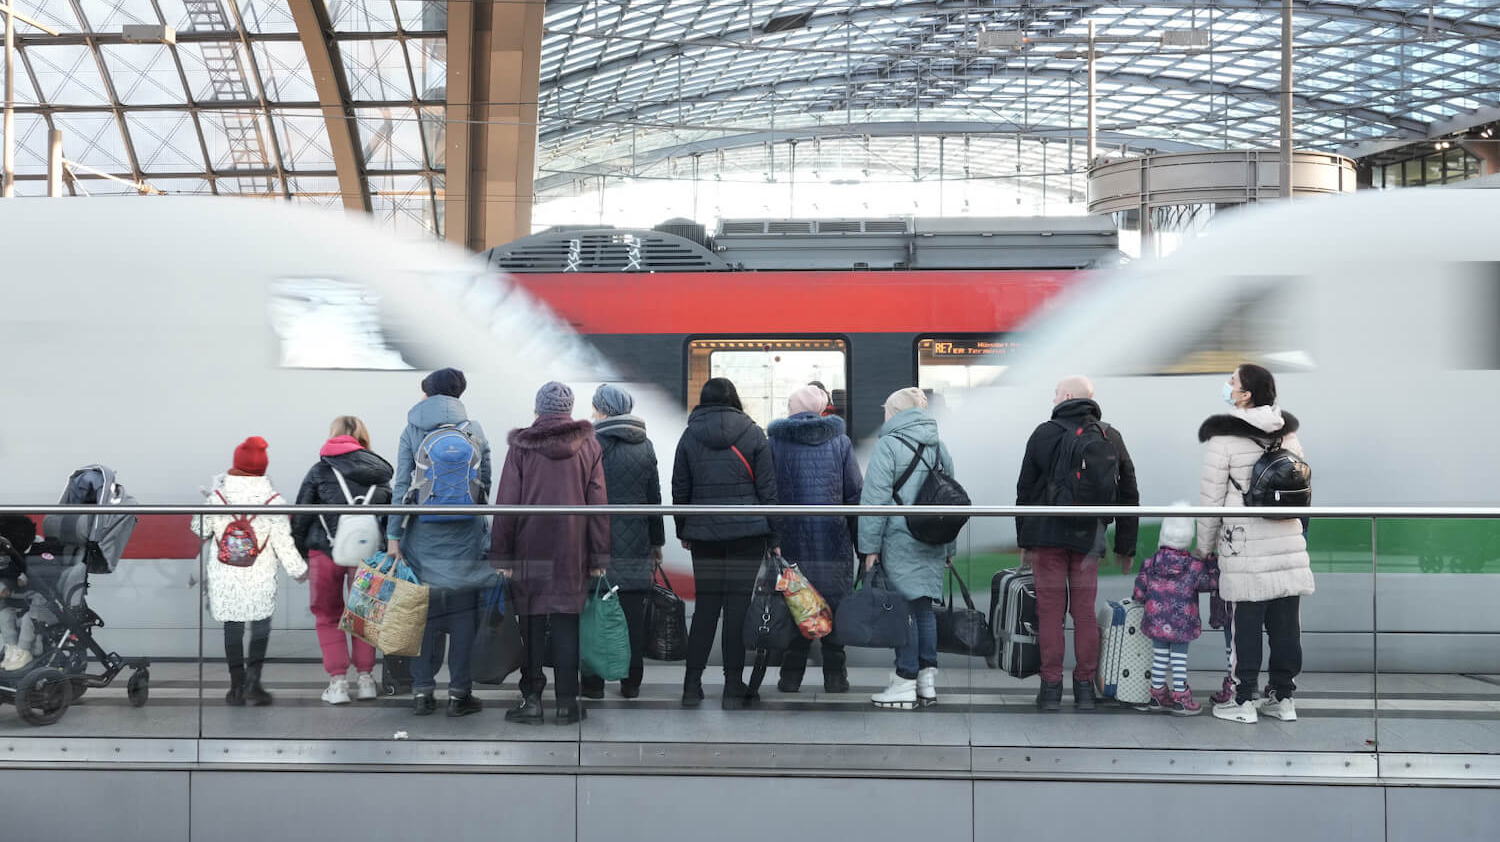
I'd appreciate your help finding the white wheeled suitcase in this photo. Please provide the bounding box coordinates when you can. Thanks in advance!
[1096,599,1153,705]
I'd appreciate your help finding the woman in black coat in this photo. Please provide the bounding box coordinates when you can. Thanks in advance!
[671,378,779,710]
[290,416,394,706]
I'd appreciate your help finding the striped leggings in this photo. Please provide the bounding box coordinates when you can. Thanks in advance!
[1151,641,1190,691]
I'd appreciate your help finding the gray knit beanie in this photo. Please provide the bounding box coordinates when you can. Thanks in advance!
[535,381,575,415]
[592,383,634,417]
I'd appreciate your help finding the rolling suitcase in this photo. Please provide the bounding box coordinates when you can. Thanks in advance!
[1096,599,1153,705]
[988,568,1040,678]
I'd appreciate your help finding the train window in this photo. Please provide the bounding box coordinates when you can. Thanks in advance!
[916,335,1021,412]
[686,338,848,431]
[1158,278,1315,374]
[268,278,415,370]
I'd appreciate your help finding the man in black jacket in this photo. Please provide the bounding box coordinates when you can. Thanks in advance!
[1015,375,1139,713]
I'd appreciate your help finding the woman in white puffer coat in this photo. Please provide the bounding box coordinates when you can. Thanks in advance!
[192,437,308,707]
[1196,364,1312,726]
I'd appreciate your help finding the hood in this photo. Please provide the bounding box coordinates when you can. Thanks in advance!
[1198,408,1300,442]
[595,414,648,445]
[687,404,756,450]
[768,412,845,446]
[508,415,596,459]
[320,435,364,457]
[321,445,394,486]
[1151,546,1196,577]
[878,407,940,446]
[407,395,469,432]
[1051,398,1103,423]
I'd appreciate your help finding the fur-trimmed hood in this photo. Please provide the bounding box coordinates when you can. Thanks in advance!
[508,415,596,459]
[768,412,846,446]
[595,414,648,445]
[1199,407,1300,443]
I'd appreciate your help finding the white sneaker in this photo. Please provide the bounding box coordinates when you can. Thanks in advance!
[321,677,352,706]
[1212,699,1259,724]
[872,676,918,710]
[917,667,938,706]
[356,673,379,701]
[1257,692,1297,722]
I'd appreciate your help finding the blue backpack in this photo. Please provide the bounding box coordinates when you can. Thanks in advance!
[409,422,484,523]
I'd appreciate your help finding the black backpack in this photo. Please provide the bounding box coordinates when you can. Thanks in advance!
[891,437,970,544]
[1043,419,1120,507]
[1231,437,1311,516]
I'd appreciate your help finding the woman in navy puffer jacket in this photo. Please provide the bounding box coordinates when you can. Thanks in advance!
[767,385,864,693]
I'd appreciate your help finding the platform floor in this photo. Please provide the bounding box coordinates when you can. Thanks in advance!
[4,663,1498,759]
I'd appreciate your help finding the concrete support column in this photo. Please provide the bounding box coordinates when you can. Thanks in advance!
[1462,141,1500,177]
[445,0,544,252]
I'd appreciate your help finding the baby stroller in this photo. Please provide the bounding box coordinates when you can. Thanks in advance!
[0,465,150,725]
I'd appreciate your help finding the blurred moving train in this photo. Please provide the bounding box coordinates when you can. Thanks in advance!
[0,189,1495,671]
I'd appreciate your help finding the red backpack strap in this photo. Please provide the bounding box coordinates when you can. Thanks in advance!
[729,445,754,481]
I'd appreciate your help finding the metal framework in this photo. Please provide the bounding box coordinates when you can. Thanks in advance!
[0,1,1496,234]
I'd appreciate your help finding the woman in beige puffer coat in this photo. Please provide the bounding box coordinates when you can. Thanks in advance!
[1196,364,1311,726]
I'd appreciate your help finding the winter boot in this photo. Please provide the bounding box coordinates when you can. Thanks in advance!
[620,664,644,699]
[917,667,939,706]
[225,666,246,707]
[242,665,272,706]
[505,691,545,725]
[777,650,807,693]
[447,691,483,717]
[1138,685,1170,713]
[681,668,705,708]
[1035,680,1064,712]
[721,673,749,710]
[872,674,919,710]
[823,651,851,694]
[1210,675,1236,706]
[1073,679,1098,711]
[555,699,587,725]
[1169,687,1203,716]
[580,674,606,700]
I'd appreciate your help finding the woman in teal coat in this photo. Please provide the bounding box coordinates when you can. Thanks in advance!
[858,387,958,711]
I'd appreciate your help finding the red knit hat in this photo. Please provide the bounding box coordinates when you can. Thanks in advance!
[232,436,269,476]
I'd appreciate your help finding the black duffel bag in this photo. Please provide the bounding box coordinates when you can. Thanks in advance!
[834,561,912,649]
[936,561,996,658]
[644,566,689,661]
[742,555,798,652]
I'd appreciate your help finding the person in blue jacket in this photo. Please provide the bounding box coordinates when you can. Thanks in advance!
[767,384,863,693]
[858,387,957,710]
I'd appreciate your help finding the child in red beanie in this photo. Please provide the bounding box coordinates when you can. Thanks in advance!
[192,436,308,706]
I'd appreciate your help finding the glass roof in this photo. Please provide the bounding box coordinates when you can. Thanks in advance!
[1,1,1496,235]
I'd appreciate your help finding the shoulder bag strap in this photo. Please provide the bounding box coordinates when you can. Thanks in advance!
[889,437,927,505]
[729,445,754,481]
[945,559,979,611]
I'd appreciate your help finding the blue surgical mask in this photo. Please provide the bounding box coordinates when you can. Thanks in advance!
[1222,381,1237,406]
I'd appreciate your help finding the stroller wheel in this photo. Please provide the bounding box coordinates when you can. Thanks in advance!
[16,668,72,726]
[127,668,150,708]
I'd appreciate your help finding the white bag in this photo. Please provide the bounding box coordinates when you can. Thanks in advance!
[321,467,382,568]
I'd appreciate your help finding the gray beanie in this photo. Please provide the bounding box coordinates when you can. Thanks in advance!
[592,383,634,417]
[535,381,575,415]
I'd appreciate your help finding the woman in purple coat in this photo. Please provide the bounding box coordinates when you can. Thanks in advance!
[490,382,610,725]
[1132,512,1218,716]
[767,385,864,693]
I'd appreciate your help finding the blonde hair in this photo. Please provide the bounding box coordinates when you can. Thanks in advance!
[329,415,371,449]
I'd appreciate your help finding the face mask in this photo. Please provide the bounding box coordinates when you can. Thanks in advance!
[1222,381,1237,406]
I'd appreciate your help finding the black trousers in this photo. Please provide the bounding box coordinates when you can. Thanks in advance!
[686,537,766,680]
[521,613,580,703]
[781,592,845,676]
[1231,596,1303,703]
[224,618,271,672]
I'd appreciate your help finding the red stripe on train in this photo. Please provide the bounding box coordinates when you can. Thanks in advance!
[511,270,1082,335]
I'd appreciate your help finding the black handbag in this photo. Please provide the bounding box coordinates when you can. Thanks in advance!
[834,562,912,649]
[936,562,996,657]
[472,582,526,684]
[742,556,798,652]
[644,566,689,661]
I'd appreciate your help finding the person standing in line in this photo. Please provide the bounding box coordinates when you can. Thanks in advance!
[581,384,665,701]
[1199,364,1312,725]
[768,384,863,693]
[387,368,494,717]
[672,377,779,710]
[1015,375,1140,713]
[859,387,955,710]
[493,382,610,725]
[193,436,308,707]
[1133,513,1217,715]
[291,416,394,706]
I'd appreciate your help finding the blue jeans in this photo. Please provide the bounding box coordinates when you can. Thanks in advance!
[411,588,478,695]
[895,597,937,679]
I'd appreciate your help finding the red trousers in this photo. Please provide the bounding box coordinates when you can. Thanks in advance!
[1030,548,1100,684]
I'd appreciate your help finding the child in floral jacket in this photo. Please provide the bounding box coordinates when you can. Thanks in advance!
[1132,513,1218,715]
